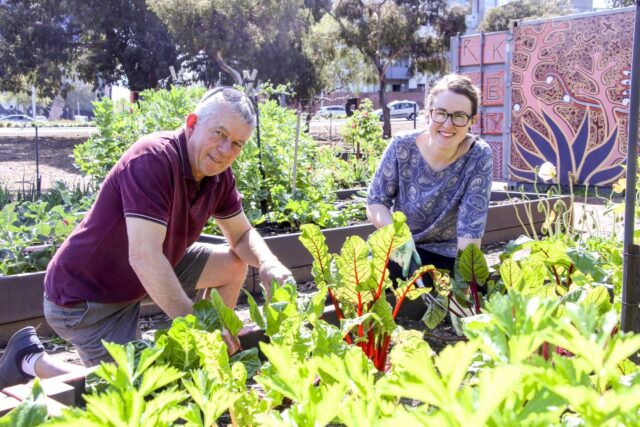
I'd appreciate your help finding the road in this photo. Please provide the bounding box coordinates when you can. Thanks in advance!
[0,117,426,141]
[0,126,97,137]
[309,115,426,141]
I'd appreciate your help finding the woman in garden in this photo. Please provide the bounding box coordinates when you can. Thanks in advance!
[367,74,493,280]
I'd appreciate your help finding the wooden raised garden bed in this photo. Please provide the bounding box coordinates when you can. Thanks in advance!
[201,190,572,289]
[0,191,571,345]
[0,293,428,416]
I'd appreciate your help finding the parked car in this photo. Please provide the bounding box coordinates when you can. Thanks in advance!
[0,114,34,122]
[375,100,419,120]
[34,115,49,122]
[317,105,347,118]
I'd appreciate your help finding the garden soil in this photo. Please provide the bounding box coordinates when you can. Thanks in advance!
[0,129,623,368]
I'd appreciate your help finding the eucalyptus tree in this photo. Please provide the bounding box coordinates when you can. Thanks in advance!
[327,0,464,138]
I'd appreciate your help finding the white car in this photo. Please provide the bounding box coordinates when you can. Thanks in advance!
[0,114,34,122]
[375,100,419,120]
[317,105,346,118]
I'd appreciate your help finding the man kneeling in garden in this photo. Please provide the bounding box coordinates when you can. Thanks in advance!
[0,87,292,388]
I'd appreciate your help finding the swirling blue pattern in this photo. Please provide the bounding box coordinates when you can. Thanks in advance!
[367,131,493,258]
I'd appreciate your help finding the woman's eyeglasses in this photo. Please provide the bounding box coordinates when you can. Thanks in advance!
[429,108,473,127]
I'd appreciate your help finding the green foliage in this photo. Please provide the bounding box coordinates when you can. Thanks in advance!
[478,0,574,32]
[0,380,48,427]
[0,0,178,97]
[149,0,324,99]
[47,342,188,426]
[335,99,385,186]
[300,211,434,370]
[328,0,464,136]
[0,194,89,275]
[74,86,204,184]
[235,97,349,228]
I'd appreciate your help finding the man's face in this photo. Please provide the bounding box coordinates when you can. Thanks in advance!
[185,108,253,181]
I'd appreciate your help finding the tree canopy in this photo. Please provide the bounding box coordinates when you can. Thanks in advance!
[0,0,179,97]
[148,0,326,102]
[327,0,465,137]
[478,0,574,33]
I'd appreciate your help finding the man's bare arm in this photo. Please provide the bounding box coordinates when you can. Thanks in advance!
[125,217,193,319]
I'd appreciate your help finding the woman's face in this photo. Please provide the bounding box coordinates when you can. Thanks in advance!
[427,90,475,150]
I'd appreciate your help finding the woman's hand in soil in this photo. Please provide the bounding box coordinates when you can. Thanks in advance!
[259,259,294,295]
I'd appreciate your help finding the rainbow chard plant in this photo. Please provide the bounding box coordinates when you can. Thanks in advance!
[299,212,434,370]
[421,244,492,335]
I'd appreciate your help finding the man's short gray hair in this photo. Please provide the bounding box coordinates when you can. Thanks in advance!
[194,87,256,128]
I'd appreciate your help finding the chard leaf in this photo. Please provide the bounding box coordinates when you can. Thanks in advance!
[370,296,395,336]
[299,288,328,325]
[368,211,411,289]
[567,247,606,282]
[263,290,299,337]
[521,259,547,296]
[393,265,435,301]
[500,258,523,291]
[193,329,230,380]
[155,316,202,371]
[457,244,489,285]
[340,312,379,338]
[335,235,372,299]
[192,299,222,332]
[243,289,265,329]
[311,320,348,358]
[299,224,333,290]
[582,285,612,314]
[230,348,261,379]
[202,289,244,336]
[422,295,448,329]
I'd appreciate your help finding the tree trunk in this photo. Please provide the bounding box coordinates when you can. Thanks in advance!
[215,51,243,86]
[379,71,391,139]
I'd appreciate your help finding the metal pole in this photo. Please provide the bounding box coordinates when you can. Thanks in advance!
[329,113,333,144]
[35,126,41,198]
[254,98,268,215]
[291,111,301,194]
[621,0,640,335]
[413,103,417,130]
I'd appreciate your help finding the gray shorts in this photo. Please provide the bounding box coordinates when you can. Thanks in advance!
[43,242,214,366]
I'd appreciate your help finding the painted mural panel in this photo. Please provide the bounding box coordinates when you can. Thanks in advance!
[509,10,633,186]
[459,33,508,66]
[483,72,505,106]
[482,112,504,135]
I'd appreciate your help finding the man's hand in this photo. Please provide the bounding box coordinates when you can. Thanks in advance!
[258,258,293,295]
[391,238,421,278]
[221,328,241,356]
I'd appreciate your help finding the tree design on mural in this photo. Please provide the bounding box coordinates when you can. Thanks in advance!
[509,11,633,186]
[517,110,621,185]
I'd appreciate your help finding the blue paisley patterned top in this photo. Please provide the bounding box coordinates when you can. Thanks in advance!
[367,130,493,258]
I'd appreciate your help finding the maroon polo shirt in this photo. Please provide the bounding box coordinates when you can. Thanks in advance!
[44,129,242,306]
